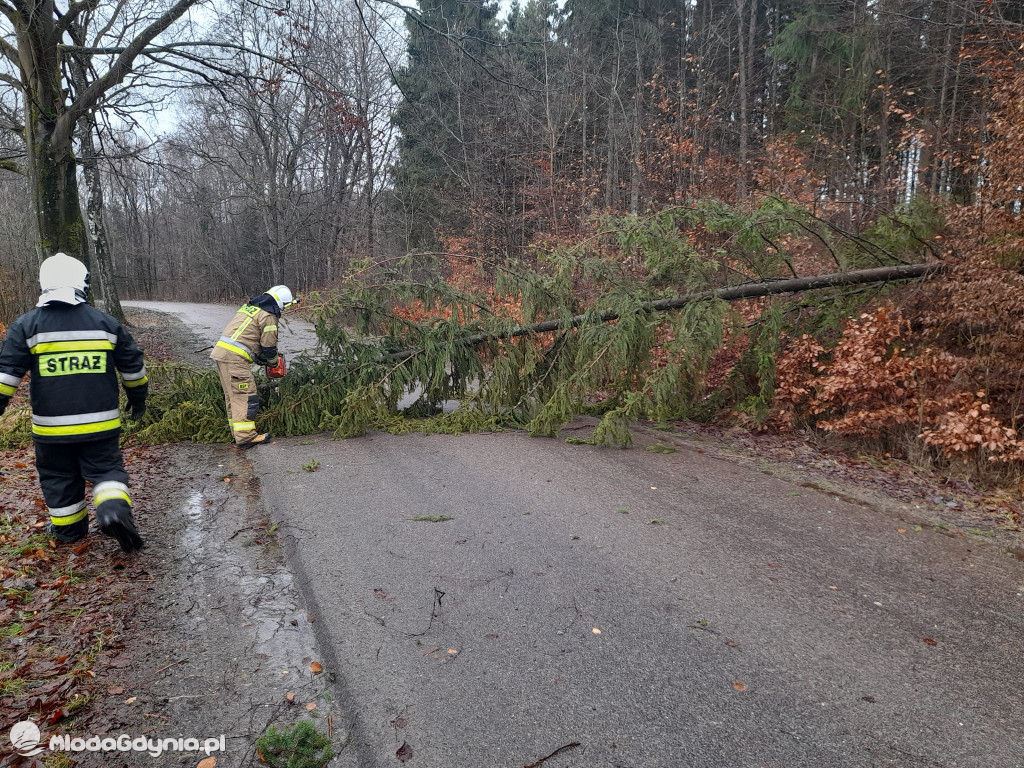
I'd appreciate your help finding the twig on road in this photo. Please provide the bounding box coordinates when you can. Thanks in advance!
[153,658,188,675]
[406,587,445,637]
[523,742,582,768]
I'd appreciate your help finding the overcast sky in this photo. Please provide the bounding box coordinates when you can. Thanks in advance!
[137,0,520,139]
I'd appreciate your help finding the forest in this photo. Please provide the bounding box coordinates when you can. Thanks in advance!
[0,0,1022,477]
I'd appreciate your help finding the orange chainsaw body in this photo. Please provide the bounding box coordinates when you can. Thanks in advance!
[266,353,287,378]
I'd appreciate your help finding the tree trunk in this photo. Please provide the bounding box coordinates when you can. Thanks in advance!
[385,263,944,361]
[735,0,754,199]
[24,107,88,264]
[78,113,125,323]
[66,24,126,323]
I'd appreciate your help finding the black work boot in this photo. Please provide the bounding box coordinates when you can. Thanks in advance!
[95,504,144,553]
[47,519,88,544]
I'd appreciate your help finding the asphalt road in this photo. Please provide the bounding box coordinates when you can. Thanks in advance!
[250,429,1024,768]
[122,299,319,356]
[124,299,449,410]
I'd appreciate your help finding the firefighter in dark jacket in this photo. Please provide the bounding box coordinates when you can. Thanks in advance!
[0,253,147,552]
[211,285,296,447]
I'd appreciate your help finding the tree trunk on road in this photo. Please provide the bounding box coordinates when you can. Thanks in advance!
[385,262,945,361]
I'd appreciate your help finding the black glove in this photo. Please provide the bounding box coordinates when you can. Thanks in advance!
[129,403,146,421]
[0,398,7,416]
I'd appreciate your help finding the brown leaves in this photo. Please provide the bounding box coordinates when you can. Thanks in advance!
[920,394,1024,462]
[770,294,1024,471]
[396,742,413,762]
[0,444,160,732]
[922,638,938,646]
[309,661,323,674]
[197,758,217,768]
[732,680,747,692]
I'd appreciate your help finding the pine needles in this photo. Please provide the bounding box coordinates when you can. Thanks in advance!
[0,198,934,449]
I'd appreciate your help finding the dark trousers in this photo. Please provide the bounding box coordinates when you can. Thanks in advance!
[35,436,131,541]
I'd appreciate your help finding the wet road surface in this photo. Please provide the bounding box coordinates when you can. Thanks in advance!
[250,429,1024,768]
[95,444,353,767]
[123,300,319,357]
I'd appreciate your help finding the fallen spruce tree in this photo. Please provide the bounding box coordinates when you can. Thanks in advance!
[0,199,951,448]
[381,262,942,362]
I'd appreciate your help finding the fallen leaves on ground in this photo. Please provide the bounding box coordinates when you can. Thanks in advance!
[922,638,938,646]
[305,702,317,711]
[285,692,295,702]
[197,758,217,768]
[0,445,159,729]
[396,742,413,762]
[309,661,323,674]
[733,680,747,692]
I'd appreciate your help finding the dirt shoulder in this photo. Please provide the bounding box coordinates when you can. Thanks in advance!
[125,306,216,369]
[639,420,1023,552]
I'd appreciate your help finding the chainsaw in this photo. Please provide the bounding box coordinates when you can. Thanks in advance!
[266,353,287,378]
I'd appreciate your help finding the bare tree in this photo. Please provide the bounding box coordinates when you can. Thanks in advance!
[0,0,207,260]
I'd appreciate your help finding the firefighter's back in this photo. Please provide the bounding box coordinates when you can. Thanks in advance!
[12,302,132,442]
[211,303,277,364]
[0,253,147,552]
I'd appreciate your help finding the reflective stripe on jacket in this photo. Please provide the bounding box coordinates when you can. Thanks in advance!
[0,303,148,442]
[210,297,280,365]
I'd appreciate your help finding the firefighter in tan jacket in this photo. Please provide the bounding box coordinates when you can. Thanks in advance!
[211,285,296,447]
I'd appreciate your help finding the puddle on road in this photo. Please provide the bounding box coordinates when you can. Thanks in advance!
[181,490,205,552]
[167,455,324,671]
[121,446,348,763]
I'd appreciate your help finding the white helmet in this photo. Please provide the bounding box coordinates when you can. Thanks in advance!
[38,253,90,307]
[267,285,297,311]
